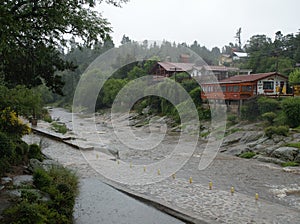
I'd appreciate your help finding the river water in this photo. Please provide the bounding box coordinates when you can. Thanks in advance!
[25,108,300,223]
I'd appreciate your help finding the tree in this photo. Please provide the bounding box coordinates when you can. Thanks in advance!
[0,0,127,94]
[289,68,300,85]
[235,27,242,50]
[121,35,132,45]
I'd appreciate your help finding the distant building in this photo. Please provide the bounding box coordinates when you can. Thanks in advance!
[192,65,239,80]
[220,54,233,65]
[150,62,240,81]
[232,51,248,60]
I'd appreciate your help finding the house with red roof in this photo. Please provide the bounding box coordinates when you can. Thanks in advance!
[150,61,240,81]
[201,72,290,102]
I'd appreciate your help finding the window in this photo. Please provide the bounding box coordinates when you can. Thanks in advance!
[241,85,252,92]
[263,81,274,90]
[221,86,226,92]
[227,86,234,92]
[233,85,240,92]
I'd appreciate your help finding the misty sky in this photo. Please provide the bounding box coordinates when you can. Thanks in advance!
[99,0,299,50]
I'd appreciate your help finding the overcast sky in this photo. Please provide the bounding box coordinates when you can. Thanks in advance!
[99,0,299,50]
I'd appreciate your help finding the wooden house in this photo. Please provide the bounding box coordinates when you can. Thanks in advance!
[201,72,290,102]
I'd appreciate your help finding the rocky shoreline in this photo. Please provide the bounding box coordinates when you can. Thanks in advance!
[21,108,300,223]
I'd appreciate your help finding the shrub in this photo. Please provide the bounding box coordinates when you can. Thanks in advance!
[241,98,259,121]
[0,157,11,176]
[33,168,52,190]
[262,112,277,125]
[227,114,238,125]
[21,190,41,203]
[281,97,300,128]
[239,151,256,159]
[33,166,78,217]
[51,122,68,134]
[3,201,48,224]
[264,125,289,138]
[257,97,280,114]
[0,107,31,138]
[189,87,202,106]
[0,131,14,159]
[3,201,70,224]
[28,144,43,161]
[43,114,53,123]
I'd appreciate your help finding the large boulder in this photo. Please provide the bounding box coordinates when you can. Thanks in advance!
[240,131,264,143]
[223,131,264,146]
[294,152,300,163]
[222,132,245,146]
[29,159,60,172]
[256,155,286,165]
[13,175,33,187]
[270,147,299,161]
[222,144,249,156]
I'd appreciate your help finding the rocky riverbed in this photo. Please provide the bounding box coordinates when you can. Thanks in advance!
[25,108,300,223]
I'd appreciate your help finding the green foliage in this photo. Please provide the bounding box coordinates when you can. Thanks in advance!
[3,201,48,224]
[0,85,43,118]
[43,114,53,123]
[281,97,300,128]
[239,151,256,159]
[241,102,259,121]
[0,1,127,94]
[26,166,78,223]
[21,190,41,203]
[51,122,68,134]
[127,65,147,80]
[189,87,202,106]
[257,97,279,114]
[285,142,300,149]
[289,68,300,85]
[0,157,11,176]
[33,168,52,190]
[0,107,31,138]
[0,131,14,159]
[281,161,299,167]
[244,32,299,75]
[28,144,43,161]
[264,125,289,138]
[102,78,127,107]
[262,112,277,125]
[227,114,238,125]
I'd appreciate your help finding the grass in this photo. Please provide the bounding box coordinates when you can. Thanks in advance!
[225,128,242,137]
[43,114,52,123]
[291,126,300,133]
[281,161,299,167]
[239,151,256,159]
[285,142,300,149]
[51,122,68,134]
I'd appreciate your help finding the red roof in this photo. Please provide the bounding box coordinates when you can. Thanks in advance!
[220,72,287,83]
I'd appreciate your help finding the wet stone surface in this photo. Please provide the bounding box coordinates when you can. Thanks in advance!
[24,108,300,223]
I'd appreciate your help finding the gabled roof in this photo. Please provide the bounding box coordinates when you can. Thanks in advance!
[220,72,287,83]
[197,65,239,72]
[157,62,194,72]
[233,52,248,57]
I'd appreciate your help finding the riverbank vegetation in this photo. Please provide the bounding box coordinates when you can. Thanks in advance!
[2,166,78,224]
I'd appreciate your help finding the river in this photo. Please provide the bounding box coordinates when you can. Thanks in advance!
[25,108,300,223]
